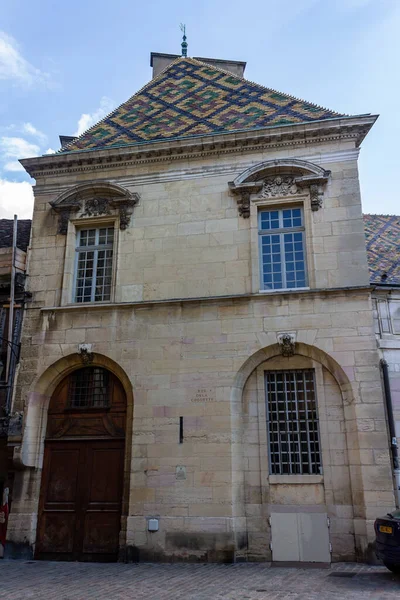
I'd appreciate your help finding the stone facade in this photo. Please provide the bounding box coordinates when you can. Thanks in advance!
[5,56,397,563]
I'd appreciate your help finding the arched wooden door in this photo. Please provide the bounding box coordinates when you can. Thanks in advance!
[36,367,126,562]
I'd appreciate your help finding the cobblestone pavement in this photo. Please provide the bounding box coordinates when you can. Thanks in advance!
[0,561,399,600]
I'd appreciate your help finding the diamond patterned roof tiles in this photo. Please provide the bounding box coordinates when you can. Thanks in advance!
[62,57,346,153]
[364,214,400,286]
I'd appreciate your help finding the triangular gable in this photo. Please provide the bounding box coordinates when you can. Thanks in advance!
[62,57,346,153]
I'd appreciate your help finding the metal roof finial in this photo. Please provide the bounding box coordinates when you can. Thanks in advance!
[180,23,188,57]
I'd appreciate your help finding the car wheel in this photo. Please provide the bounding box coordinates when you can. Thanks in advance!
[384,562,400,575]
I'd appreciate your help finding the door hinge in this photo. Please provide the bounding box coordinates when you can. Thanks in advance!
[269,542,273,551]
[329,542,332,553]
[327,517,331,528]
[268,516,272,527]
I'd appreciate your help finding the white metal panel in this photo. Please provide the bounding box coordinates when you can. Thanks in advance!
[270,512,331,563]
[270,513,300,561]
[298,513,330,562]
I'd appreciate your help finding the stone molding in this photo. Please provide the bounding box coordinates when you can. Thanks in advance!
[20,116,375,179]
[50,181,140,234]
[228,159,330,217]
[32,149,360,197]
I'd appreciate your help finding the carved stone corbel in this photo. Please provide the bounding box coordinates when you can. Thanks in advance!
[309,184,323,211]
[114,198,138,230]
[237,191,251,218]
[52,202,82,234]
[277,332,296,357]
[228,181,262,218]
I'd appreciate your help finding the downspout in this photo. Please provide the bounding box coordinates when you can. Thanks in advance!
[380,359,400,507]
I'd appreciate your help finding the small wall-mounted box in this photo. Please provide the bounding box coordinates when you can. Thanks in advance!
[148,518,159,532]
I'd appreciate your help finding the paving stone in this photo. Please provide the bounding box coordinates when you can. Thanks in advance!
[0,562,399,600]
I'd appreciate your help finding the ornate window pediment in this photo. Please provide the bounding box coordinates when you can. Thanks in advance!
[228,159,330,218]
[50,182,140,234]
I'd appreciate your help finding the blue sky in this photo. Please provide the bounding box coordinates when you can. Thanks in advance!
[0,0,399,218]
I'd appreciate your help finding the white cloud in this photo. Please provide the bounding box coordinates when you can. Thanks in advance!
[4,161,24,172]
[44,147,56,155]
[0,136,40,160]
[0,179,34,218]
[22,122,47,143]
[74,96,115,136]
[0,31,49,87]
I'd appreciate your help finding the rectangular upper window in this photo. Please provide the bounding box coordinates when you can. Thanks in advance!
[74,227,114,303]
[265,370,321,475]
[258,207,307,290]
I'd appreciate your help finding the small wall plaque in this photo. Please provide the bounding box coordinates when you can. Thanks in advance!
[176,465,187,481]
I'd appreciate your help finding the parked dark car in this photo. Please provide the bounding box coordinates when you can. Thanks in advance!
[375,509,400,574]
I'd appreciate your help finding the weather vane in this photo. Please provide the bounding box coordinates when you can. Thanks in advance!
[180,23,188,57]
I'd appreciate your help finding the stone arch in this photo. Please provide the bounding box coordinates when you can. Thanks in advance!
[230,341,360,560]
[232,158,330,186]
[21,352,134,470]
[231,341,353,401]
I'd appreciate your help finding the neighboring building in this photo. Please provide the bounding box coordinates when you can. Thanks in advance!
[0,219,31,509]
[364,214,400,496]
[5,50,397,564]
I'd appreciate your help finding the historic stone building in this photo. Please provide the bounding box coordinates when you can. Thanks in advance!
[5,50,398,563]
[365,214,400,500]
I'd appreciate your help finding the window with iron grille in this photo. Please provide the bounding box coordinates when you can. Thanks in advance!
[74,227,114,303]
[67,367,110,409]
[259,207,307,290]
[265,370,321,475]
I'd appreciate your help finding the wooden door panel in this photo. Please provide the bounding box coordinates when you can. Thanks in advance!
[82,513,120,555]
[86,445,124,505]
[36,443,82,558]
[39,513,76,553]
[45,448,80,505]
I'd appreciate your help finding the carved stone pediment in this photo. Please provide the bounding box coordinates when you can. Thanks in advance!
[50,182,140,234]
[229,159,330,217]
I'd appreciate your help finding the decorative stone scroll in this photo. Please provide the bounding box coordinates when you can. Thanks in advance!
[50,182,140,234]
[277,332,296,357]
[260,176,301,198]
[82,197,112,217]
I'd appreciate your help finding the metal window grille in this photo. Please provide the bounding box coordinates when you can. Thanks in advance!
[259,207,307,290]
[265,370,321,475]
[67,367,110,409]
[74,227,114,303]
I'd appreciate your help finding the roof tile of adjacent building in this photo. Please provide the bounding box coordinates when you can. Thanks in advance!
[363,214,400,286]
[62,57,348,153]
[0,219,31,252]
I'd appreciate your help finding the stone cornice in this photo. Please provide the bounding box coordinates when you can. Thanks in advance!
[20,115,377,180]
[37,285,371,315]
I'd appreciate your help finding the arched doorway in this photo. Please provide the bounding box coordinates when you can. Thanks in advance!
[35,366,126,562]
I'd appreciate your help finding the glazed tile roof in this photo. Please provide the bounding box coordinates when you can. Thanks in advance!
[0,219,31,252]
[364,214,400,286]
[62,57,346,153]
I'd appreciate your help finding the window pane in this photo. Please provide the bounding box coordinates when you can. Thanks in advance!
[259,208,306,291]
[265,370,320,475]
[260,210,279,231]
[284,231,305,288]
[68,367,110,408]
[75,227,114,302]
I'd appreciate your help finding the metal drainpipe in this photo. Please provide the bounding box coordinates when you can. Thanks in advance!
[380,358,400,507]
